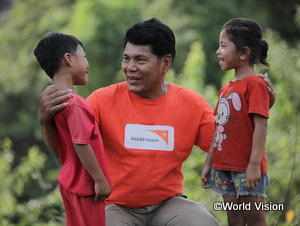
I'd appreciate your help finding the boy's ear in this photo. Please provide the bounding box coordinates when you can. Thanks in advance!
[63,53,73,66]
[240,47,250,61]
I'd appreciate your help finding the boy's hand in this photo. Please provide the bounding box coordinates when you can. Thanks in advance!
[94,180,111,202]
[245,163,261,189]
[38,85,72,123]
[201,163,211,189]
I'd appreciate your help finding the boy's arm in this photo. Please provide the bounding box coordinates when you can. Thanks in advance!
[246,114,268,189]
[74,144,111,201]
[40,120,59,156]
[37,85,72,156]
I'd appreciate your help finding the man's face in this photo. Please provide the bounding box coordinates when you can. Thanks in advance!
[121,42,167,99]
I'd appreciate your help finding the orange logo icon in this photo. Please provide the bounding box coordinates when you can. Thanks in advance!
[148,130,169,144]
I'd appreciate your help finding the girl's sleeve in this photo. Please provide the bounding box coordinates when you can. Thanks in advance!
[248,79,270,118]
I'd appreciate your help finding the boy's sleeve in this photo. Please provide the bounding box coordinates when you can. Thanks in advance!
[67,105,94,144]
[248,79,270,118]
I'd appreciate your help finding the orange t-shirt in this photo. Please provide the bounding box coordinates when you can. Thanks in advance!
[87,82,214,208]
[212,76,270,174]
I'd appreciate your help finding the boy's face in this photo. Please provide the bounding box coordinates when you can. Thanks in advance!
[71,45,89,85]
[121,42,168,99]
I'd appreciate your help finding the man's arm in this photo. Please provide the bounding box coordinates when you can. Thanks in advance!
[37,85,72,156]
[74,144,111,201]
[201,134,215,189]
[245,114,268,189]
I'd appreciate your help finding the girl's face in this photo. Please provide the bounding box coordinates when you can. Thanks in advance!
[216,29,242,71]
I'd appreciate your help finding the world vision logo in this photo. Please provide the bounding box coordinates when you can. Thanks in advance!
[148,130,169,144]
[124,124,174,151]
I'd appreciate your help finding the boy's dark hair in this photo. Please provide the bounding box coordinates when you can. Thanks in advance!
[34,32,84,78]
[124,18,176,63]
[223,18,269,66]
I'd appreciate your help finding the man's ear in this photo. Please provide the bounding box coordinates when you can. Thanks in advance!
[240,47,251,61]
[162,54,172,75]
[63,53,73,66]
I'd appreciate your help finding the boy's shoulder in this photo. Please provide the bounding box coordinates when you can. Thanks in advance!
[63,92,92,113]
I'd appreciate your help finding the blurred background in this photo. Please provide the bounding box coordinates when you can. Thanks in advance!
[0,0,299,225]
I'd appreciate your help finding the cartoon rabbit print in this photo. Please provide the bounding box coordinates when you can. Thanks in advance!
[214,92,241,151]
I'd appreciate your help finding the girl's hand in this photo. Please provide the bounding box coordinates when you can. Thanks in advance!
[245,163,261,189]
[201,163,211,189]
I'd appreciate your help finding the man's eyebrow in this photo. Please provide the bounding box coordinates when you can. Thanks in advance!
[135,54,148,58]
[123,53,148,58]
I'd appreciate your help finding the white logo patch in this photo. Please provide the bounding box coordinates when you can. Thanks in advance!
[124,124,174,151]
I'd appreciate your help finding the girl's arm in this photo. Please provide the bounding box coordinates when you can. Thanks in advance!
[246,114,268,189]
[74,144,111,201]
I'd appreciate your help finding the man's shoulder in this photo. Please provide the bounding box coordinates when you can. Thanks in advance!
[91,81,127,97]
[170,83,208,102]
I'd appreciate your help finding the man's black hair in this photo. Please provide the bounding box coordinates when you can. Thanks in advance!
[124,18,176,62]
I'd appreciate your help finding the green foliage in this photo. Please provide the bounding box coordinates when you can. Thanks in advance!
[63,0,141,97]
[0,0,72,153]
[0,138,63,225]
[262,30,300,226]
[178,41,218,107]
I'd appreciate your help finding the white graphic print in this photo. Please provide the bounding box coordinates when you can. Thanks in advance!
[125,124,174,151]
[214,92,241,151]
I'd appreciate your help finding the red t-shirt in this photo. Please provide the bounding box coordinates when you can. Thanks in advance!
[212,76,270,174]
[87,82,215,208]
[54,93,109,196]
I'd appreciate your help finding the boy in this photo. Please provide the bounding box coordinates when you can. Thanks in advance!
[34,33,111,226]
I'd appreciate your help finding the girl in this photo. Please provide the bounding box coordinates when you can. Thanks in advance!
[202,18,271,226]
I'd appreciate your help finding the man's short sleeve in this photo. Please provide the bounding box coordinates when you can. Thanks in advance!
[86,91,101,125]
[195,99,215,152]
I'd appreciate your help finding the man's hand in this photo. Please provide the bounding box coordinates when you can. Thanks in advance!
[201,163,211,189]
[37,85,72,123]
[257,73,276,108]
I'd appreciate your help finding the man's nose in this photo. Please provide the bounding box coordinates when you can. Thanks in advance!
[126,60,137,71]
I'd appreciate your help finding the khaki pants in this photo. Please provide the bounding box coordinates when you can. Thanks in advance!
[106,195,219,226]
